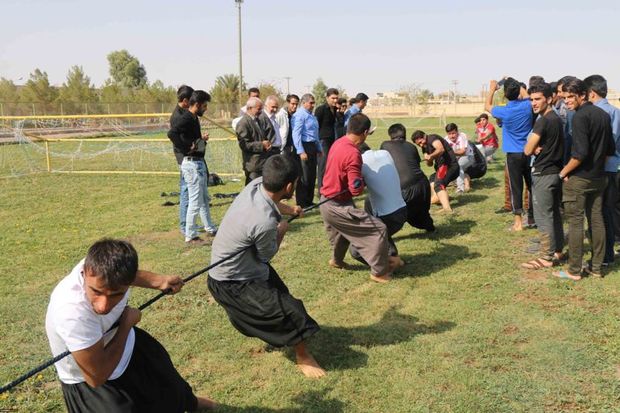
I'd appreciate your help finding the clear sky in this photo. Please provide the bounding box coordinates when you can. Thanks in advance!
[1,0,619,97]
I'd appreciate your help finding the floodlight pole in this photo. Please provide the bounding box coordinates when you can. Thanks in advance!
[235,0,244,106]
[284,76,291,95]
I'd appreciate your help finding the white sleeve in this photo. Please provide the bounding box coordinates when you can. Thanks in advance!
[276,110,289,148]
[54,303,103,352]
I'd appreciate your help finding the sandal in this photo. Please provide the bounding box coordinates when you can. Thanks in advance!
[552,270,581,281]
[520,258,553,270]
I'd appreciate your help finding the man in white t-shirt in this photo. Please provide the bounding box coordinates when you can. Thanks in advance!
[445,122,474,193]
[355,144,407,266]
[45,238,215,412]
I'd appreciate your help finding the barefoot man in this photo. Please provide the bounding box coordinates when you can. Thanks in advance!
[208,155,326,378]
[319,113,401,283]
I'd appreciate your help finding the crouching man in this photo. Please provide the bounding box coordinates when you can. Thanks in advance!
[45,239,215,412]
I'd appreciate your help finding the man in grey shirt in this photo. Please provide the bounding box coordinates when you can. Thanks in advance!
[208,155,326,378]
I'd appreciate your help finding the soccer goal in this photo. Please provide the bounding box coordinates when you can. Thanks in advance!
[0,113,243,178]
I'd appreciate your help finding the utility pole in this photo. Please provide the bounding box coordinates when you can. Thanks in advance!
[235,0,244,106]
[284,76,291,95]
[451,80,459,113]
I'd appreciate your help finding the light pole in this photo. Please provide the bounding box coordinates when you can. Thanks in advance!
[235,0,244,106]
[283,76,291,95]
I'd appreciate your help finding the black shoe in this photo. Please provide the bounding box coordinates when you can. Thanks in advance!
[495,208,511,214]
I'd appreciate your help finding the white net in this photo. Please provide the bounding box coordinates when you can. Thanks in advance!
[0,114,243,178]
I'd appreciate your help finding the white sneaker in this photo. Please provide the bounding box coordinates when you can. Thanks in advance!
[205,226,218,236]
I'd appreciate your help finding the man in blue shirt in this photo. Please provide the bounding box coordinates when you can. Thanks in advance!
[485,77,533,231]
[291,93,322,207]
[584,74,620,265]
[344,92,369,128]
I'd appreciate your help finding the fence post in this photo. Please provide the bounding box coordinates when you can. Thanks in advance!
[45,141,52,172]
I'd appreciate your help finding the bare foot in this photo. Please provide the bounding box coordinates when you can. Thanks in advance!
[510,225,523,232]
[294,344,326,378]
[430,196,440,205]
[195,396,217,411]
[552,270,582,281]
[370,273,392,283]
[328,259,345,269]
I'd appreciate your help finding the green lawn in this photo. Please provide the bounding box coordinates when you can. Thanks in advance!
[1,117,620,412]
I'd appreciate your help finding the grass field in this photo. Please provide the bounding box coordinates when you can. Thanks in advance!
[1,116,620,412]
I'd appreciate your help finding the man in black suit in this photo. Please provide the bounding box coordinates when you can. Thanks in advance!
[314,88,339,189]
[235,97,275,184]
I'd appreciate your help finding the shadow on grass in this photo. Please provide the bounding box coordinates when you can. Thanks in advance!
[397,242,481,278]
[394,219,476,242]
[217,389,346,412]
[285,307,455,372]
[451,193,488,207]
[473,175,500,189]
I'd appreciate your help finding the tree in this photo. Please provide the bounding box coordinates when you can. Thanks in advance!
[257,83,283,102]
[57,66,95,114]
[210,74,243,105]
[107,50,147,89]
[20,69,58,114]
[0,78,19,102]
[311,78,328,106]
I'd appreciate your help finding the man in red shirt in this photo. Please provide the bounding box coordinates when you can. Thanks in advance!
[475,113,499,162]
[319,113,400,283]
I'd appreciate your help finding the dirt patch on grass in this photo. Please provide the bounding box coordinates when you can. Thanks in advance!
[128,229,181,243]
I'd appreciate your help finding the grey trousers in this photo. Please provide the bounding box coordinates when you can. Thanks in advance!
[532,174,564,260]
[563,175,607,274]
[319,197,390,276]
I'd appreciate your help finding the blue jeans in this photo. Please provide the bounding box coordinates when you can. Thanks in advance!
[179,169,189,233]
[181,159,216,240]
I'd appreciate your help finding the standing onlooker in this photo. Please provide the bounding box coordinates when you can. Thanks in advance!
[381,124,434,232]
[521,82,564,270]
[239,87,260,115]
[344,93,369,128]
[168,85,194,235]
[475,113,499,162]
[485,77,534,231]
[169,90,218,243]
[584,74,620,265]
[291,93,322,207]
[444,123,473,193]
[555,76,578,165]
[314,88,339,190]
[235,97,274,185]
[276,94,299,158]
[554,78,615,280]
[335,97,348,139]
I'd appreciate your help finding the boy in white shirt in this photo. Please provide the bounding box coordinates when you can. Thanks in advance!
[45,238,215,412]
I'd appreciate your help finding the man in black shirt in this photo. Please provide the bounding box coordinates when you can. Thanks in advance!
[168,85,194,235]
[169,90,218,244]
[521,83,564,270]
[413,130,459,213]
[314,88,339,190]
[381,124,434,231]
[555,78,614,280]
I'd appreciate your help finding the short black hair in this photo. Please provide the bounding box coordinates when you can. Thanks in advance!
[177,85,194,102]
[388,123,406,140]
[549,82,558,93]
[349,98,357,105]
[474,117,481,124]
[503,77,521,101]
[445,123,458,133]
[528,76,545,87]
[262,155,299,192]
[248,87,260,96]
[479,113,489,120]
[563,78,586,96]
[527,82,553,99]
[583,74,608,98]
[84,239,139,289]
[326,88,339,97]
[557,75,577,88]
[190,90,211,106]
[347,113,371,135]
[286,94,300,102]
[337,97,347,105]
[355,93,369,102]
[411,130,426,141]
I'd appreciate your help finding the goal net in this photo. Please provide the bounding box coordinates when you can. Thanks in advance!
[0,113,243,179]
